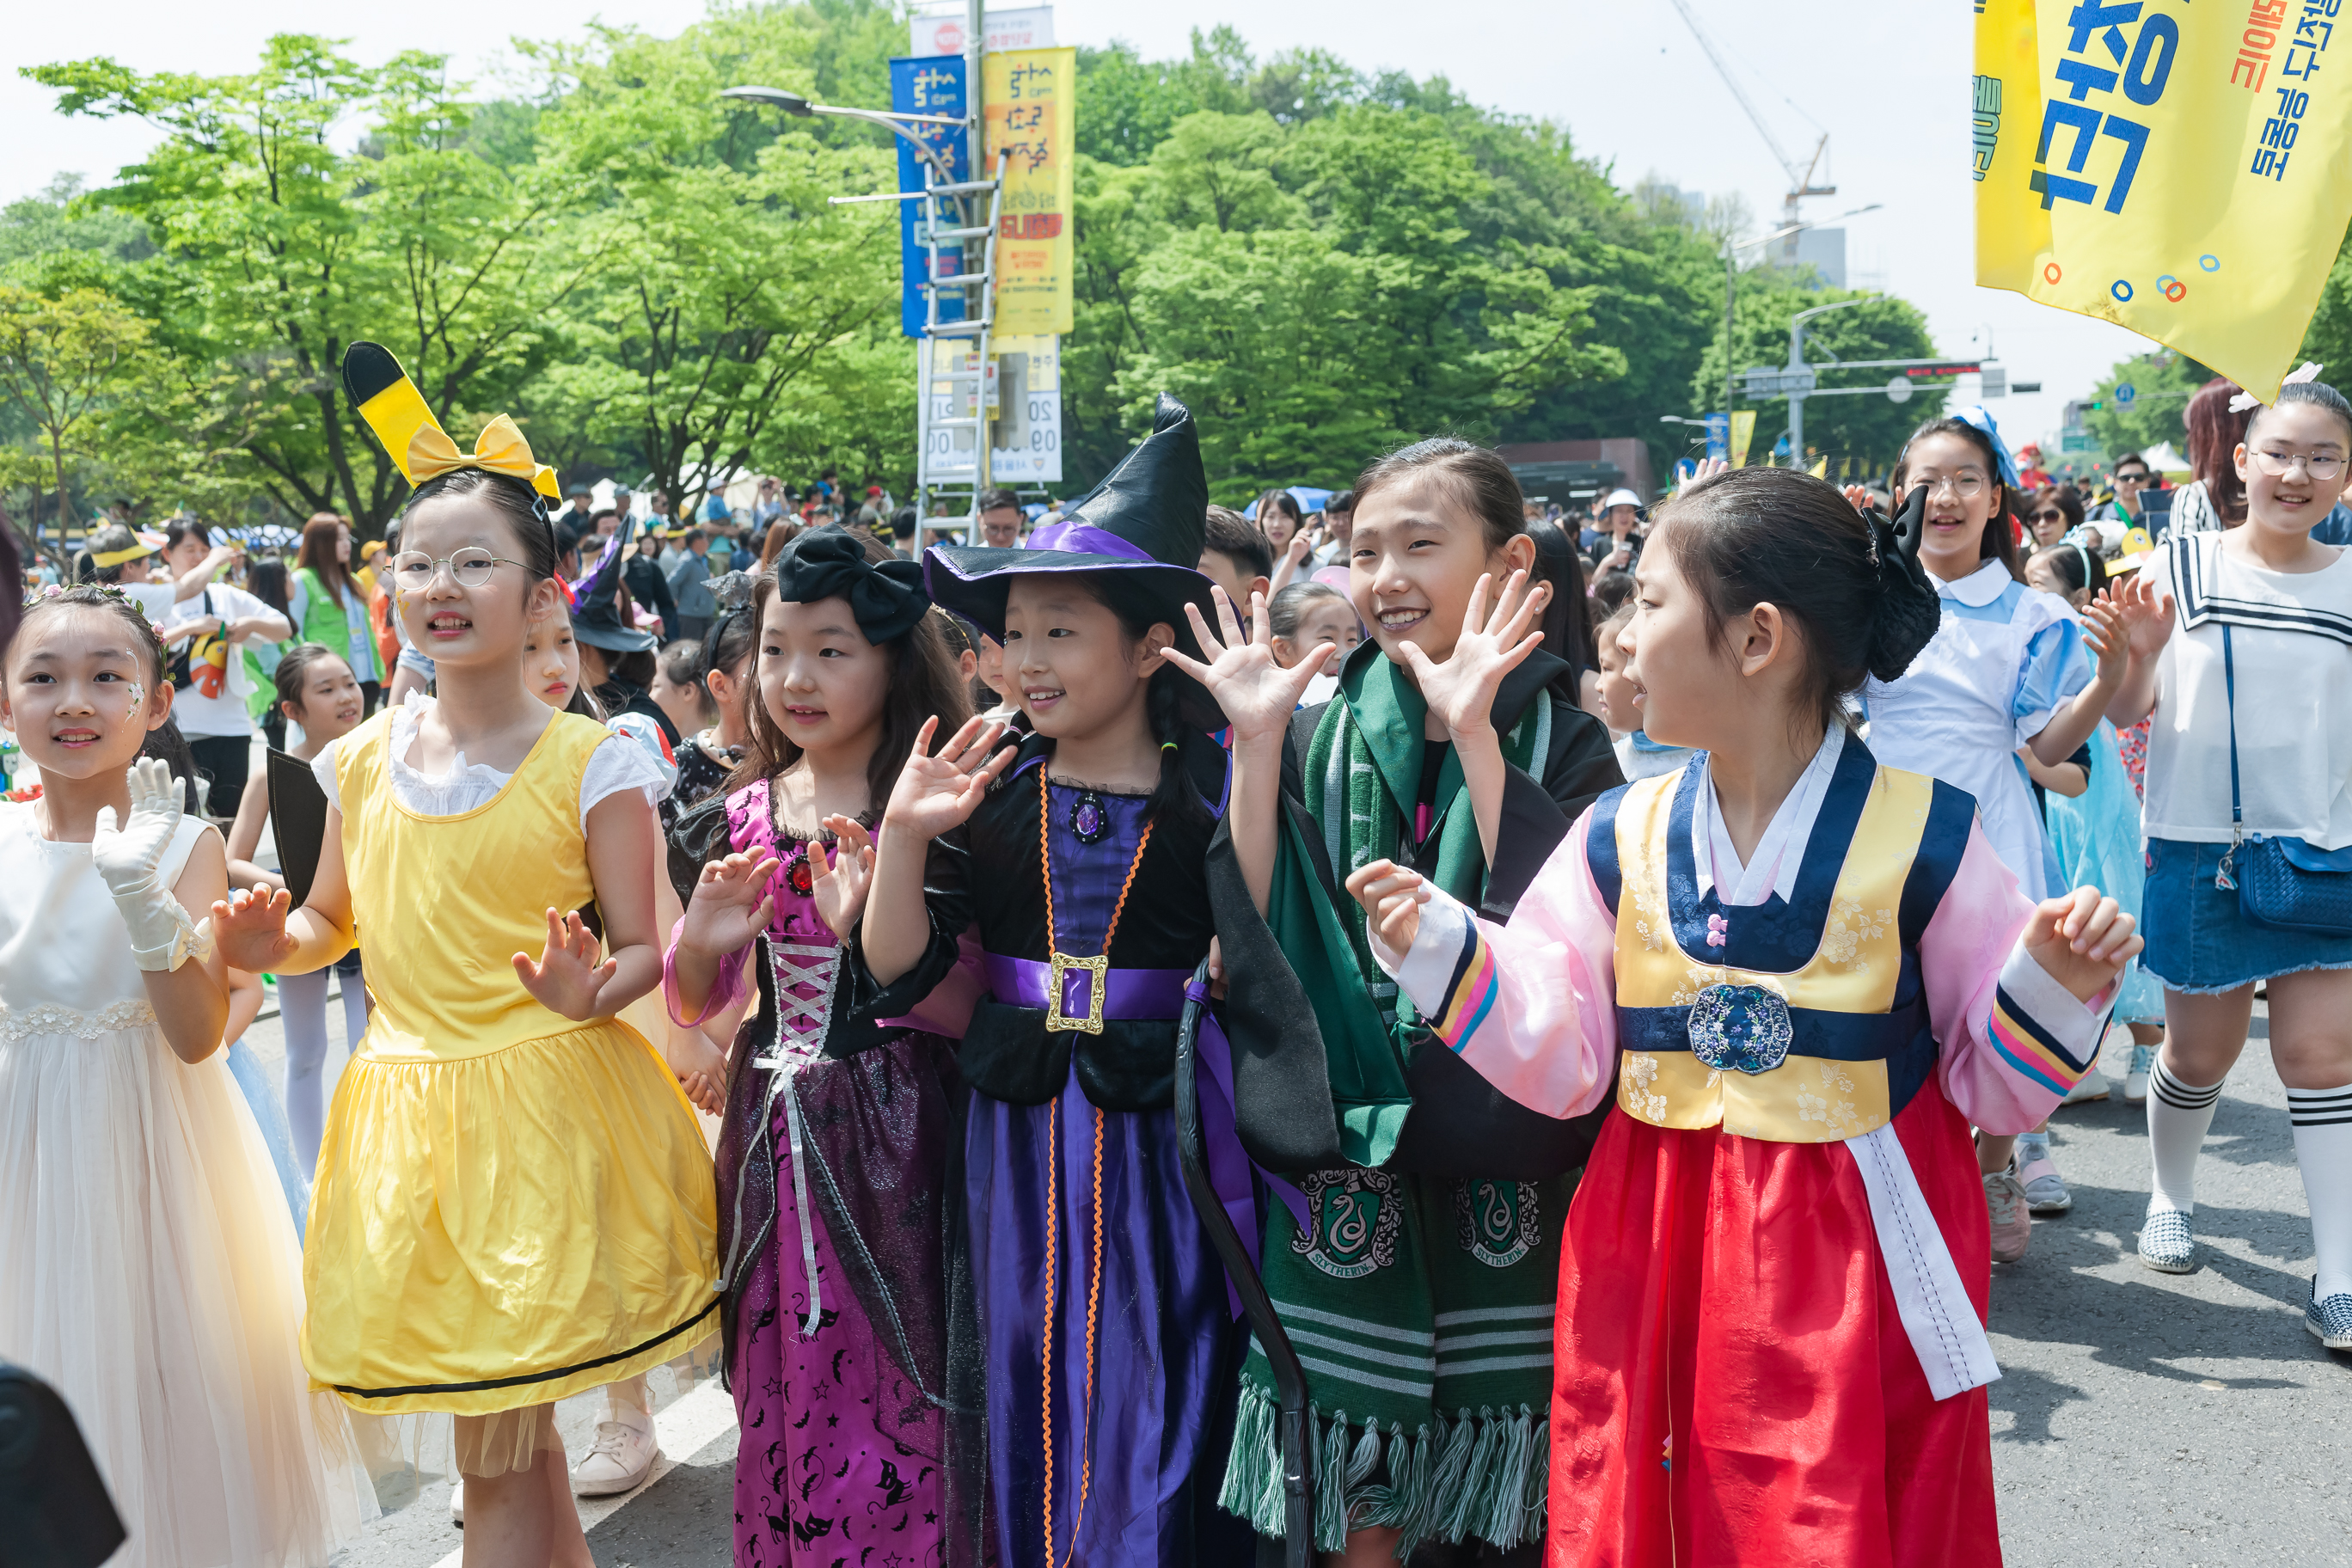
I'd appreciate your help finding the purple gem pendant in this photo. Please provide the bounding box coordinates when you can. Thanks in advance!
[1069,788,1110,845]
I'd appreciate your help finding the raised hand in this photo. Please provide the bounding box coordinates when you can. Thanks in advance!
[512,907,620,1021]
[1398,569,1550,743]
[880,715,1016,842]
[1680,457,1729,496]
[2078,593,2128,686]
[1841,482,1873,516]
[809,817,876,939]
[2024,885,2142,1002]
[680,851,781,959]
[1162,585,1333,746]
[1344,858,1430,954]
[210,882,297,973]
[94,758,187,897]
[2103,572,2175,664]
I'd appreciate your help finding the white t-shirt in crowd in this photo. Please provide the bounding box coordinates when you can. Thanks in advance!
[120,581,279,738]
[2141,530,2352,848]
[312,694,668,832]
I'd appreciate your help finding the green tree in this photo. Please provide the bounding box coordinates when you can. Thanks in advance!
[1692,279,1945,475]
[0,283,155,551]
[2079,349,2212,467]
[515,9,904,506]
[28,35,616,529]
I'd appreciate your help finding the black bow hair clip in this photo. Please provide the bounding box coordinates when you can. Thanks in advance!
[1862,483,1934,597]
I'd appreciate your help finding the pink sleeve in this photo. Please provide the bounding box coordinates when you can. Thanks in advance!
[1371,805,1620,1119]
[1925,825,2113,1134]
[664,913,750,1026]
[661,781,769,1028]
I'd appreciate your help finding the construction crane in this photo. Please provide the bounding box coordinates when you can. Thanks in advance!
[1666,0,1835,263]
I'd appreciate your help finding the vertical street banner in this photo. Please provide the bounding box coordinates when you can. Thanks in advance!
[888,54,969,340]
[1975,0,2352,400]
[983,46,1076,335]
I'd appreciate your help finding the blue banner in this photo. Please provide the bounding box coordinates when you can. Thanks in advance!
[889,54,970,340]
[1703,412,1729,462]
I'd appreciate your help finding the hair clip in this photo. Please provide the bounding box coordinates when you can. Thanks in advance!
[707,570,762,609]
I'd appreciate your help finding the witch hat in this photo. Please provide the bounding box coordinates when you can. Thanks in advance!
[924,390,1220,651]
[570,516,657,653]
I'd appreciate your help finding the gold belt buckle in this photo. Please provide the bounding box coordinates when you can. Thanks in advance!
[1044,952,1110,1034]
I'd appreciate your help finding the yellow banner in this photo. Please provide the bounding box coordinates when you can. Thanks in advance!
[983,46,1076,336]
[1975,0,2352,401]
[1729,410,1756,469]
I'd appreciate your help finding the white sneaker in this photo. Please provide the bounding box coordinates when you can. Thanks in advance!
[572,1405,658,1497]
[2120,1043,2155,1104]
[450,1479,463,1528]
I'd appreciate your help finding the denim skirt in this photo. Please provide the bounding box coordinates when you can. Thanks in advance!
[2141,836,2352,994]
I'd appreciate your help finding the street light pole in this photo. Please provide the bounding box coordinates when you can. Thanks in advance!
[1786,296,1875,469]
[1718,203,1882,463]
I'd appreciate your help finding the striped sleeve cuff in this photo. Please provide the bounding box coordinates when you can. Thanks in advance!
[1986,943,2109,1095]
[1378,891,1497,1052]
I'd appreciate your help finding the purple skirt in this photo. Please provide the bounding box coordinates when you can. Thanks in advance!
[967,1068,1238,1568]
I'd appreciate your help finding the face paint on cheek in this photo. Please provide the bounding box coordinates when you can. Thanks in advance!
[125,682,144,721]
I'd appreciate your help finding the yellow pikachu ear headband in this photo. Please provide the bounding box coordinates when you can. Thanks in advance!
[341,341,561,508]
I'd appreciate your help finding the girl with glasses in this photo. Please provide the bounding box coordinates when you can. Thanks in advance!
[2104,375,2352,1349]
[1844,411,2129,1264]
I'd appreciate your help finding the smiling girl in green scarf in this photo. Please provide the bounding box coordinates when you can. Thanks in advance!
[1170,439,1621,1563]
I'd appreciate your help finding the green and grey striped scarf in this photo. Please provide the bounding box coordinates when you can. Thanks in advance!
[1222,654,1569,1556]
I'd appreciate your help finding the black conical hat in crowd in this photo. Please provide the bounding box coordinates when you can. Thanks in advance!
[923,391,1220,647]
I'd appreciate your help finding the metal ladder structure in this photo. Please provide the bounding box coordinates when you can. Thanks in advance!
[914,152,1007,538]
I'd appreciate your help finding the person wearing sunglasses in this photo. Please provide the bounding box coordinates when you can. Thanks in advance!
[2092,452,2155,527]
[2025,483,2085,548]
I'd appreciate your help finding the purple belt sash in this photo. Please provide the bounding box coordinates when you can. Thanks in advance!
[980,952,1289,1317]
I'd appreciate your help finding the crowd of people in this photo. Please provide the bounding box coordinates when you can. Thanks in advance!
[3,340,2349,1568]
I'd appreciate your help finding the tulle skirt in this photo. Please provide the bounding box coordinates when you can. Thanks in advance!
[0,1014,376,1568]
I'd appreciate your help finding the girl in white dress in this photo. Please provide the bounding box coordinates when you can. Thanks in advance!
[0,585,371,1568]
[1854,412,2127,1262]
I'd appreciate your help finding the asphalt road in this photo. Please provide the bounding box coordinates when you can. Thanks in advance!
[234,1001,2343,1568]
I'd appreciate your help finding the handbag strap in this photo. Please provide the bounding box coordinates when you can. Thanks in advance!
[2220,623,2244,891]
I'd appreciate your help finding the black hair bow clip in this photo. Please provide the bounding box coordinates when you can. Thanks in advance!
[1866,483,1935,598]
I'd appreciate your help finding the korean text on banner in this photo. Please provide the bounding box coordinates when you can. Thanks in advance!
[983,46,1076,336]
[889,54,969,340]
[1975,0,2352,401]
[991,334,1063,484]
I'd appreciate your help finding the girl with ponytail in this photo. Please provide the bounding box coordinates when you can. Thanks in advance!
[1852,410,2131,1263]
[1341,465,2141,1568]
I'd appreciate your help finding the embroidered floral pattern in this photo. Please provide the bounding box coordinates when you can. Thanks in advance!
[1816,896,1892,969]
[1792,1060,1865,1137]
[1687,983,1795,1076]
[0,999,156,1041]
[1622,1051,1669,1121]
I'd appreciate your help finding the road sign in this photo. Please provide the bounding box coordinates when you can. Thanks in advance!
[1704,412,1729,462]
[1885,377,1914,405]
[1901,360,1982,379]
[1743,368,1817,397]
[2116,383,2137,407]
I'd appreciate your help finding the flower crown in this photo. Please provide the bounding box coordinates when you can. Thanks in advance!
[21,580,152,622]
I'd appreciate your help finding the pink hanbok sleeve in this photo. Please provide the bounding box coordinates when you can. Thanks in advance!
[1924,823,2114,1135]
[1369,805,1620,1120]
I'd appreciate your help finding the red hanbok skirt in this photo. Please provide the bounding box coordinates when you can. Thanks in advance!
[1547,1082,2000,1568]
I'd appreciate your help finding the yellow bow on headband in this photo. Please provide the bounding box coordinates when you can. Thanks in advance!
[406,413,560,500]
[342,340,562,501]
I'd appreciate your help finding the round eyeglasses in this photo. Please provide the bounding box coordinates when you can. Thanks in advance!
[2250,450,2346,480]
[1914,472,1988,500]
[389,547,524,590]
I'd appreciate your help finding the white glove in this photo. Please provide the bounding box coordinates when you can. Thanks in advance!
[93,758,212,972]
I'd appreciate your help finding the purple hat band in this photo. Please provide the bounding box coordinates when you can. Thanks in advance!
[1023,519,1160,564]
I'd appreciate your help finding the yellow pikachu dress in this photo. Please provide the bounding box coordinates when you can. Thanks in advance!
[301,707,719,1435]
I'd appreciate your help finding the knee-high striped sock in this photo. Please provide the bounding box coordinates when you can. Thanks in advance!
[2147,1059,2225,1216]
[2287,1081,2352,1299]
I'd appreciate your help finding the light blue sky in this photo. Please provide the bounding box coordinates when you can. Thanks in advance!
[5,0,2165,456]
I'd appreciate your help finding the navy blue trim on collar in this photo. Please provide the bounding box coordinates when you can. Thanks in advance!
[1664,733,1876,972]
[1586,781,1629,913]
